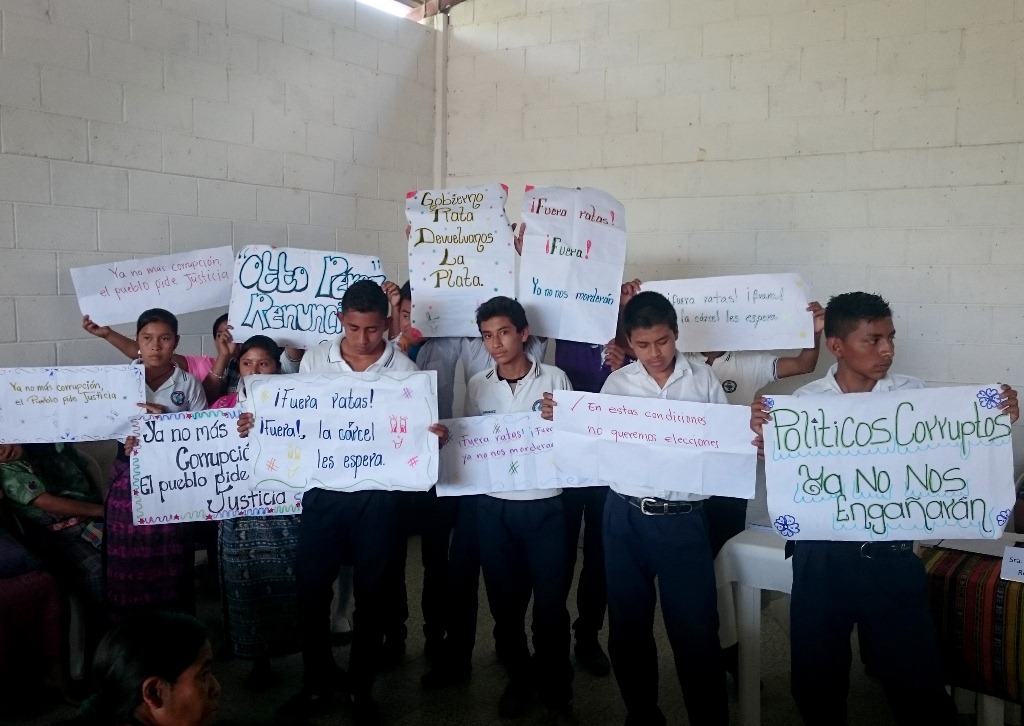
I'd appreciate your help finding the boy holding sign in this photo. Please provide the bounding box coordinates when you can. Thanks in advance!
[544,290,729,724]
[751,292,1018,725]
[545,290,729,725]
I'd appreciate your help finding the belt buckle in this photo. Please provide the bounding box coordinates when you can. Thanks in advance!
[860,542,875,559]
[640,497,665,515]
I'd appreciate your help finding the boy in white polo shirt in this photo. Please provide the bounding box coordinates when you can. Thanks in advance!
[465,296,574,720]
[547,291,729,725]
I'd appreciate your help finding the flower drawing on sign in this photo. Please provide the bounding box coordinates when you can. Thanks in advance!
[774,514,800,537]
[977,388,1001,409]
[763,397,775,410]
[997,509,1012,526]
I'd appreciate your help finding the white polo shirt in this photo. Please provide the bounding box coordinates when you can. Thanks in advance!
[685,351,777,406]
[793,363,923,397]
[137,361,207,412]
[600,355,727,502]
[299,336,418,375]
[466,355,571,501]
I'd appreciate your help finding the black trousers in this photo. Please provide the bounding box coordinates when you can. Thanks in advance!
[435,493,482,666]
[703,495,747,558]
[603,493,727,726]
[478,495,572,708]
[790,540,958,726]
[562,485,608,638]
[294,488,402,697]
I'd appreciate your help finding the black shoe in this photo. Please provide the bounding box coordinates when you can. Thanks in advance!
[546,701,578,724]
[498,681,532,719]
[421,661,471,689]
[378,637,406,670]
[278,687,335,718]
[574,638,610,677]
[351,694,381,726]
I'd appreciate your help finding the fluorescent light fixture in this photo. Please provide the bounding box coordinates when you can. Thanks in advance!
[356,0,411,18]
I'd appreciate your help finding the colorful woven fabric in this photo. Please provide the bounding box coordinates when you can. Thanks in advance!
[921,545,1024,703]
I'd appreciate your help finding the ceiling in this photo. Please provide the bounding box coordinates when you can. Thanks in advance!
[397,0,468,20]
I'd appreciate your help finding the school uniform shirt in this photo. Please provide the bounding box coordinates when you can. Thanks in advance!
[793,363,923,397]
[600,355,727,502]
[138,361,207,412]
[298,336,418,375]
[684,350,777,406]
[465,356,571,502]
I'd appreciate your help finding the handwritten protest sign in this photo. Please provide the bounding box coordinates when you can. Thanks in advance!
[0,365,144,443]
[552,390,756,496]
[406,184,516,337]
[643,274,813,352]
[436,412,577,496]
[518,187,627,344]
[130,408,302,526]
[243,370,438,493]
[227,245,386,349]
[71,247,233,326]
[763,385,1015,541]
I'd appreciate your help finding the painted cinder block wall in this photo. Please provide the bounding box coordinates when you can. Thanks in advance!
[0,0,435,365]
[445,0,1024,472]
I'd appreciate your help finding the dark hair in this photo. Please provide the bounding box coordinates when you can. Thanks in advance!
[212,313,229,337]
[136,308,178,335]
[84,611,207,724]
[399,281,411,303]
[476,296,528,332]
[622,291,678,337]
[239,335,282,368]
[341,280,389,318]
[824,292,892,340]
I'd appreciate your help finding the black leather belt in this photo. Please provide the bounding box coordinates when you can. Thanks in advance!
[618,493,702,515]
[858,541,913,558]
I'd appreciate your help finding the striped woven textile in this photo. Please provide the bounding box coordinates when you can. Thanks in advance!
[921,545,1024,703]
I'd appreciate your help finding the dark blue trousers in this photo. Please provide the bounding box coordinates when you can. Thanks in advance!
[603,493,727,726]
[295,488,401,697]
[478,495,572,708]
[790,541,958,726]
[436,493,482,666]
[562,485,608,638]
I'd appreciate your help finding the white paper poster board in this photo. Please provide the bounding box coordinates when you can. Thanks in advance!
[71,247,233,326]
[406,184,516,338]
[763,385,1015,541]
[130,408,302,525]
[0,365,144,443]
[552,390,756,496]
[243,370,438,493]
[643,274,813,352]
[436,412,575,496]
[518,186,627,345]
[227,245,386,349]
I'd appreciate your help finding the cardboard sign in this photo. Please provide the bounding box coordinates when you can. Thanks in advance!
[227,245,386,349]
[130,408,302,526]
[763,385,1016,541]
[243,370,438,493]
[552,390,756,496]
[406,184,516,337]
[0,365,144,443]
[643,274,814,352]
[71,247,234,326]
[436,412,573,496]
[518,186,627,344]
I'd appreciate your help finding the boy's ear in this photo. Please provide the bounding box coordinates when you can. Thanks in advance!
[140,676,166,710]
[520,325,530,343]
[825,335,843,359]
[385,314,393,330]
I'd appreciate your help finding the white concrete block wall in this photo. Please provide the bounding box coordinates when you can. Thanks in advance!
[447,0,1024,472]
[1,0,435,362]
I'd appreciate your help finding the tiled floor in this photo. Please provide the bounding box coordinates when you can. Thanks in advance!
[21,536,944,725]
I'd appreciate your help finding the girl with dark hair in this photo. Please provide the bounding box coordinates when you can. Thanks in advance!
[105,309,207,622]
[211,335,301,688]
[74,610,219,726]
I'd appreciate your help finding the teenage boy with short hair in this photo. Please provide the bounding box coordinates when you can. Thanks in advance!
[751,291,1018,726]
[462,295,574,719]
[545,290,729,726]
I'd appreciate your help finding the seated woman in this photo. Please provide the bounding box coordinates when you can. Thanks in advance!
[0,442,105,655]
[72,610,219,726]
[105,308,206,623]
[211,335,301,688]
